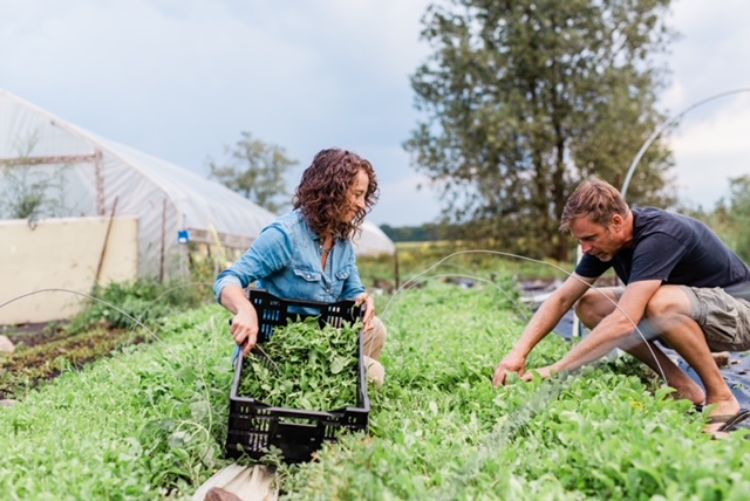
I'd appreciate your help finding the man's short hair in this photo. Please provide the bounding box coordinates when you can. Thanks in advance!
[560,177,629,231]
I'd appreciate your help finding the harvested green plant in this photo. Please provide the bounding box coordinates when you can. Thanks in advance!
[239,317,361,410]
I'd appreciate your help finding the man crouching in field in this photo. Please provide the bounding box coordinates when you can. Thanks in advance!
[493,177,750,437]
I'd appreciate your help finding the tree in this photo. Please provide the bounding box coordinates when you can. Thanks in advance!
[721,175,750,262]
[685,176,750,263]
[208,132,297,213]
[0,131,70,221]
[0,166,62,219]
[406,0,675,259]
[381,222,446,242]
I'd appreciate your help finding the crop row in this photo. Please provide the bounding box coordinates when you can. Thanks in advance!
[0,308,235,498]
[284,284,750,499]
[2,281,749,499]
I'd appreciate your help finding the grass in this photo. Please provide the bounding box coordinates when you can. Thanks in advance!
[0,305,235,498]
[0,279,214,400]
[283,284,750,499]
[2,281,749,499]
[0,326,148,399]
[358,241,571,292]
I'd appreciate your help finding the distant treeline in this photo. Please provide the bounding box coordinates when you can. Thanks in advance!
[379,223,464,242]
[380,174,750,262]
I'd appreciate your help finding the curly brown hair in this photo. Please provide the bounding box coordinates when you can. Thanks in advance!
[293,148,379,240]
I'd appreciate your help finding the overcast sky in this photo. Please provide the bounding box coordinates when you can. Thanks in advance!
[1,0,748,225]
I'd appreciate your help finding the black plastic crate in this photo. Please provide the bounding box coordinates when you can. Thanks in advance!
[225,289,370,463]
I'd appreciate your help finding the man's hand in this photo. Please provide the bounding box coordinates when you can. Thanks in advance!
[356,293,376,331]
[492,273,593,388]
[231,307,259,356]
[520,365,556,382]
[493,353,527,387]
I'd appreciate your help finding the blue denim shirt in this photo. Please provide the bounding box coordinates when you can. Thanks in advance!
[214,210,366,307]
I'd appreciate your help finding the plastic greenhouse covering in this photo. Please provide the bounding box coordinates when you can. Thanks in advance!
[0,89,395,279]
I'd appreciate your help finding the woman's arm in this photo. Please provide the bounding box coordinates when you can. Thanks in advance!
[214,224,293,353]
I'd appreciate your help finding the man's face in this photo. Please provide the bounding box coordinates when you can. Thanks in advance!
[570,214,623,262]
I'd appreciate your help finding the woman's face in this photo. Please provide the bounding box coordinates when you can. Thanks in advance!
[342,168,370,223]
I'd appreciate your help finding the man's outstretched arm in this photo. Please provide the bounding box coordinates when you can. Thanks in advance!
[536,279,662,377]
[494,273,594,386]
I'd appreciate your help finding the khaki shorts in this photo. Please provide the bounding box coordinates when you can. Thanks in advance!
[682,286,750,352]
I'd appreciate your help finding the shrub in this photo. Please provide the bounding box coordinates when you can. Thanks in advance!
[67,279,210,334]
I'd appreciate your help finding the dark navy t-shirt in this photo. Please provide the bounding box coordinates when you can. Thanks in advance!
[575,208,750,296]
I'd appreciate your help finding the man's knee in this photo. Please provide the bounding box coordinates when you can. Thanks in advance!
[364,316,387,360]
[364,356,385,388]
[645,286,690,319]
[575,289,610,327]
[574,291,595,325]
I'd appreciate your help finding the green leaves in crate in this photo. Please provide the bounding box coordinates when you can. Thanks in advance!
[239,317,360,410]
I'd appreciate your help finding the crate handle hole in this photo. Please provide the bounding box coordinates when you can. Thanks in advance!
[278,417,318,427]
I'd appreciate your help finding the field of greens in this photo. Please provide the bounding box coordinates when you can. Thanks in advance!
[357,242,570,291]
[2,278,749,499]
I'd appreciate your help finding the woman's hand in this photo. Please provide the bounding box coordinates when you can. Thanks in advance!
[356,293,376,331]
[231,307,260,356]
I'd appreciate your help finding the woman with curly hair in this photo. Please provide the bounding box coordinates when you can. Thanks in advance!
[214,148,387,385]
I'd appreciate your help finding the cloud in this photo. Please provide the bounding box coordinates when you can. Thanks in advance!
[658,0,750,208]
[665,0,750,106]
[4,0,748,225]
[667,93,750,207]
[368,173,442,226]
[1,0,437,224]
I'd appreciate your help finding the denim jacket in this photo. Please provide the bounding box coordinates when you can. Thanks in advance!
[214,210,366,307]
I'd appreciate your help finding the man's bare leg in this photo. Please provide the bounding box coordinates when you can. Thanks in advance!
[622,339,705,406]
[576,287,705,405]
[646,286,740,434]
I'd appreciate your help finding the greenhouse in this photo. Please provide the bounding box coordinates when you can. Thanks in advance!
[0,89,279,278]
[0,89,394,323]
